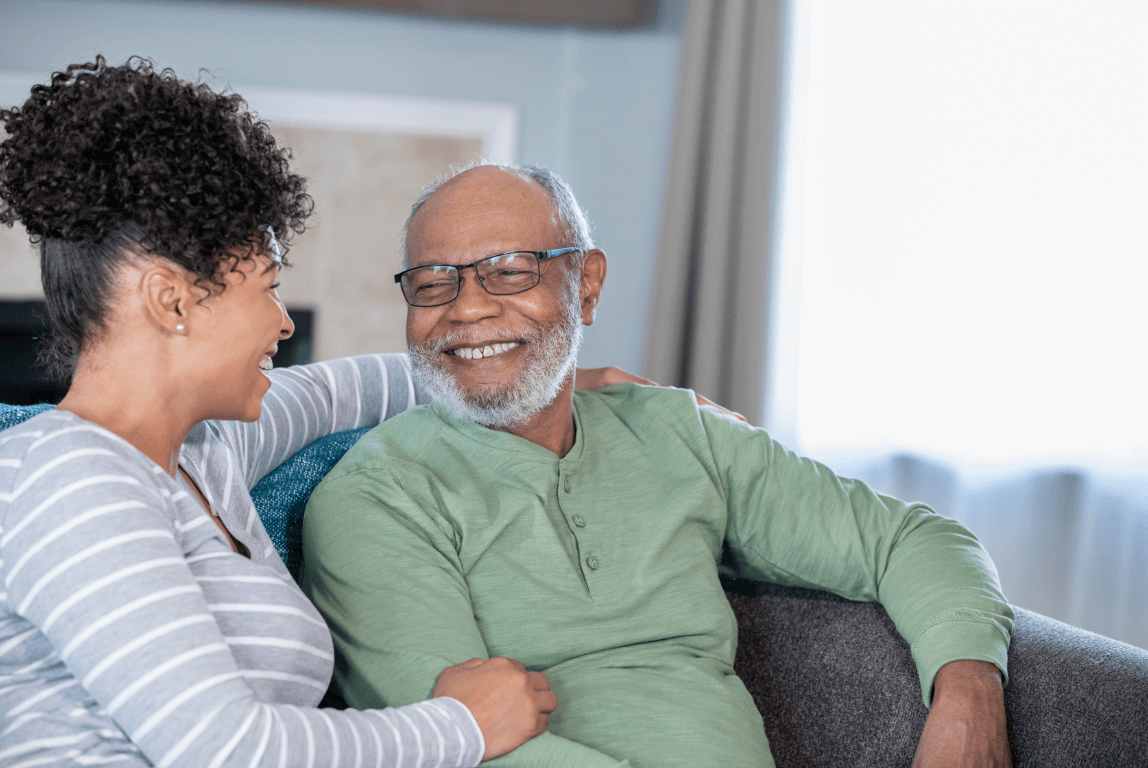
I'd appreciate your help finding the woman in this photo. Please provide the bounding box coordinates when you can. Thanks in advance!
[0,57,564,767]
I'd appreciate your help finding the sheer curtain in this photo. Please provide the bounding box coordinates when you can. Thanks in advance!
[832,453,1148,649]
[777,1,1148,649]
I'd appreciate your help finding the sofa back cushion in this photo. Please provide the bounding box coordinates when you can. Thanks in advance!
[250,427,370,579]
[0,403,53,431]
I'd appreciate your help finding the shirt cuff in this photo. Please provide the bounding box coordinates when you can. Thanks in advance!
[911,615,1011,707]
[436,696,486,767]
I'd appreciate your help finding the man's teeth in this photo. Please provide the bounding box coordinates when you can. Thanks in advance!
[449,342,520,360]
[259,358,274,372]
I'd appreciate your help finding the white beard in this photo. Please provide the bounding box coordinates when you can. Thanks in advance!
[409,288,583,431]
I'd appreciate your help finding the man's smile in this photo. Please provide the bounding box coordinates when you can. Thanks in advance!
[447,342,521,360]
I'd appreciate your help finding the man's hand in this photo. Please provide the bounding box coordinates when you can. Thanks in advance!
[433,656,558,761]
[912,660,1012,768]
[573,367,747,422]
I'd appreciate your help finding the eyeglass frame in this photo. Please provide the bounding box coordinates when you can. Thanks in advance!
[393,247,581,307]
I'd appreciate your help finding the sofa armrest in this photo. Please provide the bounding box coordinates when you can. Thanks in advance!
[1004,606,1148,765]
[723,579,1148,768]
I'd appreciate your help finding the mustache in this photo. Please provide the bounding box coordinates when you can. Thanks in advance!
[414,326,539,355]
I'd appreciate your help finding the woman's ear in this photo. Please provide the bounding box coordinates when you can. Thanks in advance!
[579,249,607,325]
[141,264,195,335]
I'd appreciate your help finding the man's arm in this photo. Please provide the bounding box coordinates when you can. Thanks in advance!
[696,405,1013,763]
[912,660,1011,767]
[301,468,631,768]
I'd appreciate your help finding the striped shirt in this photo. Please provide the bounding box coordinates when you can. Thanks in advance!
[0,354,484,768]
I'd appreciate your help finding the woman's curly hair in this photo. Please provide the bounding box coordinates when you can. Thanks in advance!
[0,56,312,381]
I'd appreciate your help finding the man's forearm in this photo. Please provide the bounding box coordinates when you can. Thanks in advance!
[303,471,631,767]
[911,660,1011,768]
[700,406,1013,707]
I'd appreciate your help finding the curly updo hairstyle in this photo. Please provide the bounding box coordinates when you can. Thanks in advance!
[0,56,312,382]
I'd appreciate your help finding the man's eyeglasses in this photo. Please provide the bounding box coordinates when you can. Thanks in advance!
[394,247,580,307]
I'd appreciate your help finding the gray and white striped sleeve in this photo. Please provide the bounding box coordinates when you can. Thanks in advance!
[1,424,483,768]
[216,353,432,487]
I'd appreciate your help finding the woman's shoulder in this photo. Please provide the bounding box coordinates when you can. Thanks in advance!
[3,408,147,458]
[1,409,169,504]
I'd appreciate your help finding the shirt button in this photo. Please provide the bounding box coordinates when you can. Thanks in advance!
[586,556,599,570]
[572,514,586,527]
[563,477,571,493]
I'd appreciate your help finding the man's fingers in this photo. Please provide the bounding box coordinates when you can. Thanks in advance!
[455,657,485,669]
[488,655,526,672]
[536,690,558,714]
[527,670,550,691]
[696,394,747,422]
[574,366,657,390]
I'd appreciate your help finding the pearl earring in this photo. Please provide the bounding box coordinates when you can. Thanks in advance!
[176,323,185,332]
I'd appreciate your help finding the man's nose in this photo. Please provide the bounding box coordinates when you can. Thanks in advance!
[448,269,502,321]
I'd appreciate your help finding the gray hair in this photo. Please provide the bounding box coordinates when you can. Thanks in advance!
[399,160,594,268]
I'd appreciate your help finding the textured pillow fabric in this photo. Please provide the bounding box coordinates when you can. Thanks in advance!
[250,426,371,580]
[0,403,53,431]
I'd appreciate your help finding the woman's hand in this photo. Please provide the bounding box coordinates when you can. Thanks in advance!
[574,366,656,389]
[433,656,558,761]
[574,367,747,423]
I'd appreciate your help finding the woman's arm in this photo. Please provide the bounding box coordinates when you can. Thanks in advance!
[212,354,424,487]
[2,425,491,767]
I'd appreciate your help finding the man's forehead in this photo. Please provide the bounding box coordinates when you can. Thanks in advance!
[407,168,562,264]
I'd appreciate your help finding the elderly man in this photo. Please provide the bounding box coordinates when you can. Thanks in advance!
[301,164,1014,767]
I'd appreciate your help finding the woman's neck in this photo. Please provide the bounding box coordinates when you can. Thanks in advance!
[57,354,199,476]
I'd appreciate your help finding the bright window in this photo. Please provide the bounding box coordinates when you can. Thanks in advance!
[782,0,1148,481]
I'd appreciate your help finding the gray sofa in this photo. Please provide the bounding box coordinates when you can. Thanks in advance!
[5,404,1146,766]
[725,579,1148,766]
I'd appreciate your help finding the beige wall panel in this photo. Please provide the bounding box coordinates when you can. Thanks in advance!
[270,126,482,359]
[0,220,40,297]
[0,123,41,297]
[319,302,410,362]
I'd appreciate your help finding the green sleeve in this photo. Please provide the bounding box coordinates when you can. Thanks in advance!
[697,406,1014,706]
[301,470,631,768]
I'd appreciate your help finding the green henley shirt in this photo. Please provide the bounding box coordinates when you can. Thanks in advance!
[302,384,1013,768]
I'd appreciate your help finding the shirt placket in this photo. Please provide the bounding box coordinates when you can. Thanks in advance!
[556,464,601,596]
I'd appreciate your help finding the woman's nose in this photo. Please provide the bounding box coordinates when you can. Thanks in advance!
[279,305,295,340]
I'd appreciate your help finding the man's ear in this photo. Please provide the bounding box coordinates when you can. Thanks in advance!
[141,264,196,335]
[578,249,607,325]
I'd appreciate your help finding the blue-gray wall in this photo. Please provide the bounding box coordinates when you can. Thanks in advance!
[0,0,687,371]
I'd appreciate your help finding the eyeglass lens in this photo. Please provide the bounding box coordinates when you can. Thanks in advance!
[402,252,541,306]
